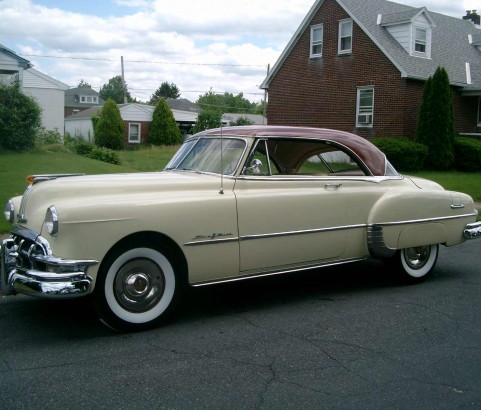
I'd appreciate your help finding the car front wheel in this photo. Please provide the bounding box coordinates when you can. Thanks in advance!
[94,245,183,331]
[388,244,439,283]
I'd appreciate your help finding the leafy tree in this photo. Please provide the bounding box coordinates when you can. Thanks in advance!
[230,116,255,126]
[0,82,41,151]
[99,75,133,104]
[196,90,256,114]
[149,82,180,104]
[415,67,455,170]
[147,98,182,145]
[77,79,92,88]
[94,99,124,150]
[192,110,222,133]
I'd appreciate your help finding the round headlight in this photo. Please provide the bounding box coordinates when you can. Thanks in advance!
[44,206,59,235]
[4,200,15,223]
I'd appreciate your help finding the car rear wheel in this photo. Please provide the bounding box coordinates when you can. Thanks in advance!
[388,244,439,284]
[94,245,183,331]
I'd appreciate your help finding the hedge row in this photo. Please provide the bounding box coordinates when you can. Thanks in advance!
[65,136,120,165]
[371,138,428,171]
[453,137,481,172]
[371,136,481,172]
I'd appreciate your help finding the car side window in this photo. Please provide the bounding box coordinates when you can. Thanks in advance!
[244,140,281,175]
[298,149,365,176]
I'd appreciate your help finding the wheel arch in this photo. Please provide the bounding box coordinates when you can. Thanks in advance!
[98,231,188,284]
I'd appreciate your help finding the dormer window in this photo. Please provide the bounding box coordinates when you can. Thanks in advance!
[412,26,431,57]
[414,27,427,53]
[379,7,435,59]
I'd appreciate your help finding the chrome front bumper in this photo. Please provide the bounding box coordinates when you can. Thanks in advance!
[1,227,98,298]
[464,222,481,240]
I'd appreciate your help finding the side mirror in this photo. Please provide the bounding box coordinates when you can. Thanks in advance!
[244,159,263,174]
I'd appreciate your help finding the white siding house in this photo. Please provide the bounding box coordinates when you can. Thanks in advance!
[1,44,68,132]
[23,68,69,132]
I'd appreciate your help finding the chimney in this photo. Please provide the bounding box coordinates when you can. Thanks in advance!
[463,10,480,25]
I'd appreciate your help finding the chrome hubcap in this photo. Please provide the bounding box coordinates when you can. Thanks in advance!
[114,258,165,313]
[404,246,430,270]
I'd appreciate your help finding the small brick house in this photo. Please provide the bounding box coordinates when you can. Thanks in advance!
[261,0,481,139]
[64,102,199,145]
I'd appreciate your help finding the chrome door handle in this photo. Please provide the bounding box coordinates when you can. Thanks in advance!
[325,183,342,190]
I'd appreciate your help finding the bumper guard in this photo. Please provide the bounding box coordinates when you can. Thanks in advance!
[1,234,98,298]
[464,222,481,240]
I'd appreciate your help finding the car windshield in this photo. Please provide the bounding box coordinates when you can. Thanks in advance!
[165,137,246,175]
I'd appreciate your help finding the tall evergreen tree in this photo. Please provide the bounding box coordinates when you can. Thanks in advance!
[415,67,455,170]
[147,98,182,145]
[415,76,432,145]
[94,99,124,150]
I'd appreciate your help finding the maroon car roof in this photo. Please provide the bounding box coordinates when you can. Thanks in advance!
[197,126,387,176]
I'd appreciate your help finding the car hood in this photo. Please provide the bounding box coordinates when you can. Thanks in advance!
[16,171,227,232]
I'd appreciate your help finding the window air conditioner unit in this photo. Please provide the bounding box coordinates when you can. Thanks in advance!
[358,114,372,124]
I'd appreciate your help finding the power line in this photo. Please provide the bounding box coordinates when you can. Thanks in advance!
[20,54,266,68]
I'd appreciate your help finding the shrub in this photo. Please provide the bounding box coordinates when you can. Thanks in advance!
[454,137,481,171]
[35,128,63,146]
[88,146,120,165]
[75,141,95,156]
[0,82,42,151]
[371,138,428,172]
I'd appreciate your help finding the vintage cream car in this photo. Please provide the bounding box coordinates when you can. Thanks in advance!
[2,126,480,331]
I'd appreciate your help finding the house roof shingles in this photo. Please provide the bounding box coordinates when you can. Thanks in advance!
[262,0,481,92]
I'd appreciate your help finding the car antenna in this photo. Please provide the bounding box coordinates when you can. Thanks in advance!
[219,125,224,195]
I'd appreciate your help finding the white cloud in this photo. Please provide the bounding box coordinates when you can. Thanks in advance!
[0,0,475,103]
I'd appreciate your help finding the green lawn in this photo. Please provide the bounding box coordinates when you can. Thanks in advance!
[1,147,480,233]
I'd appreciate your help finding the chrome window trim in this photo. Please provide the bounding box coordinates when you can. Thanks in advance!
[236,175,405,183]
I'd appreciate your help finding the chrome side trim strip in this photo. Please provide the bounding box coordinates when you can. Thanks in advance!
[184,224,367,246]
[371,212,477,227]
[184,213,477,247]
[240,224,366,241]
[184,237,240,246]
[190,257,367,287]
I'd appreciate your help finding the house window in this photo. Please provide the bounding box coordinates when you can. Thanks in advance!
[310,24,323,57]
[356,87,374,127]
[80,95,98,104]
[128,123,141,143]
[338,19,353,54]
[412,26,431,58]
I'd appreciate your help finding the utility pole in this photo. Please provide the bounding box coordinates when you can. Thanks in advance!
[121,56,127,104]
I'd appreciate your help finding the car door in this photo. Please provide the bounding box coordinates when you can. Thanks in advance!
[234,138,360,273]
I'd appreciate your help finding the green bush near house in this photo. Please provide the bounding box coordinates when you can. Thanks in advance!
[371,137,428,172]
[453,137,481,172]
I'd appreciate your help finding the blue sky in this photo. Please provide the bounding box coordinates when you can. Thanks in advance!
[1,0,478,102]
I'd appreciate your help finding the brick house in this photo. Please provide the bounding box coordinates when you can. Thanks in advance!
[260,0,481,139]
[64,102,199,144]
